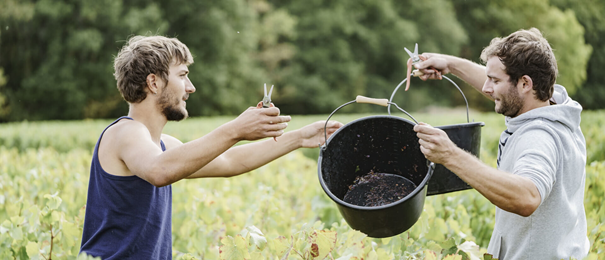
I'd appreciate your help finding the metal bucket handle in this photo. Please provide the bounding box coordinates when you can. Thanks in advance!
[322,96,419,150]
[387,76,470,123]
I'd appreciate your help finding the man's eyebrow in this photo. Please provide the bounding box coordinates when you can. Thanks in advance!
[487,74,500,80]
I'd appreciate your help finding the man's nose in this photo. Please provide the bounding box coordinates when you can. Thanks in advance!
[186,78,196,93]
[482,80,493,95]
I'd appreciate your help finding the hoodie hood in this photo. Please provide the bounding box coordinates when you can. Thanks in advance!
[505,84,582,133]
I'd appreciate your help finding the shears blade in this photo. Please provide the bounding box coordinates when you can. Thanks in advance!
[404,43,420,63]
[263,83,274,108]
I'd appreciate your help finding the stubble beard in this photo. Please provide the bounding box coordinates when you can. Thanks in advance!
[496,83,523,117]
[158,91,187,121]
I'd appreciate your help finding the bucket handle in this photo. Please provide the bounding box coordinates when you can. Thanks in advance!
[323,96,419,148]
[387,76,470,123]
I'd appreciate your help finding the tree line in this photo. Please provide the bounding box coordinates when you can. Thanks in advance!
[0,0,602,121]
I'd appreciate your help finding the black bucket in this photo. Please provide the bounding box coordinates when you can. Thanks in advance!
[318,97,435,238]
[388,76,484,195]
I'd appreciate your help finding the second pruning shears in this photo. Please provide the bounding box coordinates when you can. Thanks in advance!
[258,83,278,141]
[261,83,274,108]
[404,43,441,91]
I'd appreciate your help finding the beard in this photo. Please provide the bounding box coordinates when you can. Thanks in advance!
[495,83,523,117]
[158,91,188,121]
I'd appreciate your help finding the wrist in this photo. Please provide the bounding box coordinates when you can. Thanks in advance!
[288,129,304,149]
[220,120,241,142]
[441,146,463,169]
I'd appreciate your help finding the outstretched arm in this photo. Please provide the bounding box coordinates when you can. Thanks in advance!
[112,107,291,187]
[187,120,343,178]
[413,123,541,216]
[414,53,493,101]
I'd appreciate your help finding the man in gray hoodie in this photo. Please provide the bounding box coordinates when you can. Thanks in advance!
[411,28,589,259]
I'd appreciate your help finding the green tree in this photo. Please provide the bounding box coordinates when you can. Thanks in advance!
[269,0,468,114]
[0,68,8,118]
[0,0,172,121]
[551,0,605,110]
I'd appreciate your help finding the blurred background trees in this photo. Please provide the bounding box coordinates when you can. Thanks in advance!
[0,0,600,121]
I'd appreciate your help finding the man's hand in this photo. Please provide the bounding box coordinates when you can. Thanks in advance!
[413,122,458,165]
[230,106,291,141]
[413,53,452,81]
[297,121,343,148]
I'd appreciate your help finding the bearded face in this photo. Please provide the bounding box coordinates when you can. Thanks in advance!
[495,82,523,117]
[157,84,188,121]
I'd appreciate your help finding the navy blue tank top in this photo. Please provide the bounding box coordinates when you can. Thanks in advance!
[80,117,172,259]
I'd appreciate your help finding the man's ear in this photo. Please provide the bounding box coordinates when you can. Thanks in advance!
[146,74,159,95]
[519,75,533,94]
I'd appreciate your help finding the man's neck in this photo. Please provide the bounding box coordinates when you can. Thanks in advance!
[127,102,167,144]
[515,99,551,117]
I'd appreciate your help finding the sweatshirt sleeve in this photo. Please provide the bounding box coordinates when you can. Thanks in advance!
[512,126,559,205]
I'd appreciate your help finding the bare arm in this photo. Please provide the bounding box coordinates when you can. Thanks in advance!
[414,123,541,216]
[187,120,343,178]
[414,53,493,101]
[111,107,290,187]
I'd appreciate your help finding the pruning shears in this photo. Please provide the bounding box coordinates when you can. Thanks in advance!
[404,43,442,91]
[258,83,278,141]
[256,83,273,108]
[260,83,273,108]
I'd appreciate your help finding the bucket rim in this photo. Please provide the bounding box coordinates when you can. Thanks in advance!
[322,115,417,150]
[435,121,485,130]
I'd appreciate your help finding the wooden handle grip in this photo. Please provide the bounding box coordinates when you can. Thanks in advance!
[411,69,424,77]
[355,96,389,107]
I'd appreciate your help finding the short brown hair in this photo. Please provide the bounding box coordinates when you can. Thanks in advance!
[480,28,557,101]
[114,36,194,103]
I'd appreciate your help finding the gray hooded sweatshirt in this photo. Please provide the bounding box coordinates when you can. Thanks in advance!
[487,84,589,259]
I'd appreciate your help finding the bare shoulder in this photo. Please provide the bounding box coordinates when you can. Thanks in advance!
[104,119,151,145]
[99,119,152,176]
[161,133,183,150]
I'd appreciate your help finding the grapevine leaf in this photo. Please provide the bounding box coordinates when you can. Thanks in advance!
[423,250,438,260]
[427,218,447,241]
[245,225,267,250]
[375,248,393,259]
[26,241,40,260]
[10,225,23,240]
[44,193,62,210]
[63,221,80,238]
[443,254,463,260]
[367,250,378,260]
[441,238,458,255]
[268,236,291,259]
[457,241,481,260]
[10,215,25,225]
[219,235,250,260]
[308,230,336,260]
[0,219,10,234]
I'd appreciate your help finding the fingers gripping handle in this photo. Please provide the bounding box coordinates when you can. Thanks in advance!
[355,96,389,107]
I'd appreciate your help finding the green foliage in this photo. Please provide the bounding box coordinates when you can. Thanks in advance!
[1,0,598,121]
[1,113,604,258]
[551,0,605,110]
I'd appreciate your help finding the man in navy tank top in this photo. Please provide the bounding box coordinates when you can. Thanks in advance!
[79,35,342,259]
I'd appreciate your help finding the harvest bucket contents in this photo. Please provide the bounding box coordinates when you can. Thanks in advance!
[343,171,417,207]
